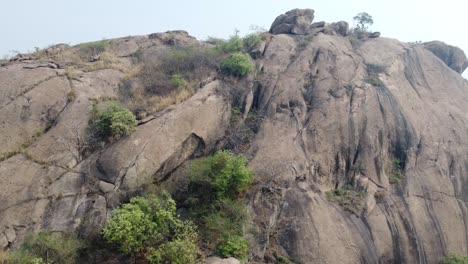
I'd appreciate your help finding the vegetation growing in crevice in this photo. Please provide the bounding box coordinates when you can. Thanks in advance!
[389,159,404,184]
[440,255,468,264]
[326,185,367,214]
[85,102,137,154]
[364,63,386,87]
[184,150,254,261]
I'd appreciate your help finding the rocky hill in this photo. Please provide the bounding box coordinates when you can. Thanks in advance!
[1,8,468,264]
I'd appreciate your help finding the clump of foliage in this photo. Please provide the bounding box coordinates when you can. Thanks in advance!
[88,102,137,142]
[190,150,254,199]
[353,12,374,31]
[146,236,198,264]
[389,159,404,184]
[242,33,262,52]
[440,255,468,264]
[102,193,198,263]
[217,235,249,261]
[217,35,244,53]
[326,185,367,215]
[186,151,254,259]
[221,52,254,77]
[6,232,82,264]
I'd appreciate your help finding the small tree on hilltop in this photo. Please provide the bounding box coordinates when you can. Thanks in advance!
[353,12,374,31]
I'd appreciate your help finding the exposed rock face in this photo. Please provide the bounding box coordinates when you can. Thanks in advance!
[330,21,349,36]
[206,257,241,264]
[1,9,468,264]
[423,41,468,74]
[247,30,468,264]
[0,32,230,248]
[270,9,314,35]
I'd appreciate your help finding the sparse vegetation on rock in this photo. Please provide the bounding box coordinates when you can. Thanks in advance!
[389,159,404,184]
[88,102,137,142]
[6,232,82,264]
[186,151,253,259]
[326,185,367,215]
[440,255,468,264]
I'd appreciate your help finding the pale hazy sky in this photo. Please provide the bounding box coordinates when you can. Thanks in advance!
[2,0,467,77]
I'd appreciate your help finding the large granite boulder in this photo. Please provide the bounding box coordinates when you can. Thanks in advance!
[423,41,468,74]
[270,8,314,35]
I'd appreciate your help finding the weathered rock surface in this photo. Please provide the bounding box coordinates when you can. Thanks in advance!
[206,257,241,264]
[423,40,468,74]
[1,9,468,264]
[246,30,468,264]
[0,32,231,249]
[270,9,314,35]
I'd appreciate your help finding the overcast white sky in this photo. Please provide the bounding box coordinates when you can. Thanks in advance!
[1,0,467,77]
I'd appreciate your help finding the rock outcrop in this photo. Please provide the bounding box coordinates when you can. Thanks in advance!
[423,41,468,74]
[270,9,315,35]
[1,8,468,264]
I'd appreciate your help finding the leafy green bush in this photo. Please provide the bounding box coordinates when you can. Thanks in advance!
[146,238,198,264]
[190,150,254,199]
[90,102,137,141]
[221,52,254,77]
[217,235,249,261]
[440,255,468,264]
[7,232,81,264]
[102,193,199,263]
[187,151,253,258]
[217,35,243,54]
[242,33,262,52]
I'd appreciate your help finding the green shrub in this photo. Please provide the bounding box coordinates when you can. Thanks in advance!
[146,238,198,264]
[90,102,137,141]
[199,200,247,246]
[440,255,468,264]
[217,35,243,54]
[7,232,81,264]
[190,150,254,200]
[221,52,254,77]
[187,151,253,257]
[326,185,367,214]
[217,235,249,261]
[102,193,176,255]
[389,159,404,184]
[242,33,262,52]
[102,193,199,262]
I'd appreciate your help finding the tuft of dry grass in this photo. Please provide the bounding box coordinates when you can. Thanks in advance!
[124,87,194,114]
[0,249,8,264]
